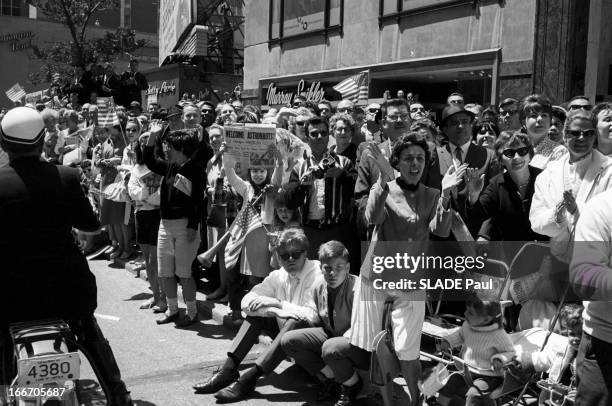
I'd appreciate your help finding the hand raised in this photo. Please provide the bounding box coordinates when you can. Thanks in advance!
[441,163,468,194]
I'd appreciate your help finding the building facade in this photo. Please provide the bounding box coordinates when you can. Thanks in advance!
[243,0,612,110]
[0,0,159,107]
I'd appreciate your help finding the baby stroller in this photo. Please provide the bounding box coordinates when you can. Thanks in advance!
[420,243,576,406]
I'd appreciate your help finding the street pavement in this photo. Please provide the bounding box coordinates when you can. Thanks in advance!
[88,258,392,406]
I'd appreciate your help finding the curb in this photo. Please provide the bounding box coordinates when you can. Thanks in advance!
[115,256,238,330]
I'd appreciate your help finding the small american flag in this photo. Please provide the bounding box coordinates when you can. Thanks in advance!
[5,83,26,102]
[97,97,120,127]
[224,201,263,269]
[333,70,369,104]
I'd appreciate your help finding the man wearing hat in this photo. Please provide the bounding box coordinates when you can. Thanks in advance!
[423,104,498,237]
[0,107,134,406]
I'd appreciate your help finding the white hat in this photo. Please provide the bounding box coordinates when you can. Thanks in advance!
[0,107,45,145]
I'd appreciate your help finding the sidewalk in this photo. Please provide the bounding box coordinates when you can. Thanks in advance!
[116,255,238,330]
[111,255,406,406]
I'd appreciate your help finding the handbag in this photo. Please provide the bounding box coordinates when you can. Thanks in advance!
[101,173,129,202]
[206,204,227,228]
[370,300,401,386]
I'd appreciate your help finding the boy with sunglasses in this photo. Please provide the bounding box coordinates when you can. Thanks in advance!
[193,228,324,402]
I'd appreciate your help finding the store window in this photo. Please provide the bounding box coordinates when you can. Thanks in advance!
[269,0,343,43]
[380,0,469,20]
[0,0,21,16]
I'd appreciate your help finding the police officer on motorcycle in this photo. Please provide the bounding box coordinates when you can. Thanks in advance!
[0,107,133,406]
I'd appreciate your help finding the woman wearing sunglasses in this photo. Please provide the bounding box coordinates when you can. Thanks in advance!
[527,110,612,328]
[466,131,548,242]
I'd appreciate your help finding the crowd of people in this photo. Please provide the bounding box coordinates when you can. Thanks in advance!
[1,80,612,406]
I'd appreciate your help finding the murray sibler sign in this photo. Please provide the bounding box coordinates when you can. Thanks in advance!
[265,80,325,106]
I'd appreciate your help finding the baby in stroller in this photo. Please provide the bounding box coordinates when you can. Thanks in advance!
[436,299,515,406]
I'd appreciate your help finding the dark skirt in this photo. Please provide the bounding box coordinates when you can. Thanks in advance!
[100,198,126,225]
[135,209,161,245]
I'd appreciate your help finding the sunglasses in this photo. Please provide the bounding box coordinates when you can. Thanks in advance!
[278,249,305,261]
[502,147,530,158]
[566,129,596,138]
[569,104,593,111]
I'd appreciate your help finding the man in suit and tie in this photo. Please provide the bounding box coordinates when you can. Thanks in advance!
[423,104,498,238]
[354,98,409,238]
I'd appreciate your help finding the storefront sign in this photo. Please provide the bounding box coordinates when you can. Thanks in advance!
[0,31,34,52]
[265,79,325,106]
[146,81,177,96]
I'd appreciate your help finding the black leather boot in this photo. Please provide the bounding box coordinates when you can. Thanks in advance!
[70,317,133,406]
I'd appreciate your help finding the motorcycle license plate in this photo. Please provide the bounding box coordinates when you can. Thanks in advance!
[17,352,80,386]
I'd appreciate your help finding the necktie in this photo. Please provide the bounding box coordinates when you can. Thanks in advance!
[455,147,463,164]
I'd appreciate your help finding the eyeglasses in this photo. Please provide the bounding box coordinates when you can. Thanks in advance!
[502,147,530,158]
[386,114,410,122]
[569,104,593,111]
[278,249,305,261]
[566,129,596,138]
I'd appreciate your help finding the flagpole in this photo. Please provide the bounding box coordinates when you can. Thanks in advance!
[196,190,267,268]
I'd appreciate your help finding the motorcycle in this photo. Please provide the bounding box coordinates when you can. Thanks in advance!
[0,319,112,406]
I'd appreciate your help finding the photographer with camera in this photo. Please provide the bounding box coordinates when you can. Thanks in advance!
[285,116,359,272]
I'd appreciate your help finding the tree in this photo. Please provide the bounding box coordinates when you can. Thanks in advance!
[27,0,147,85]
